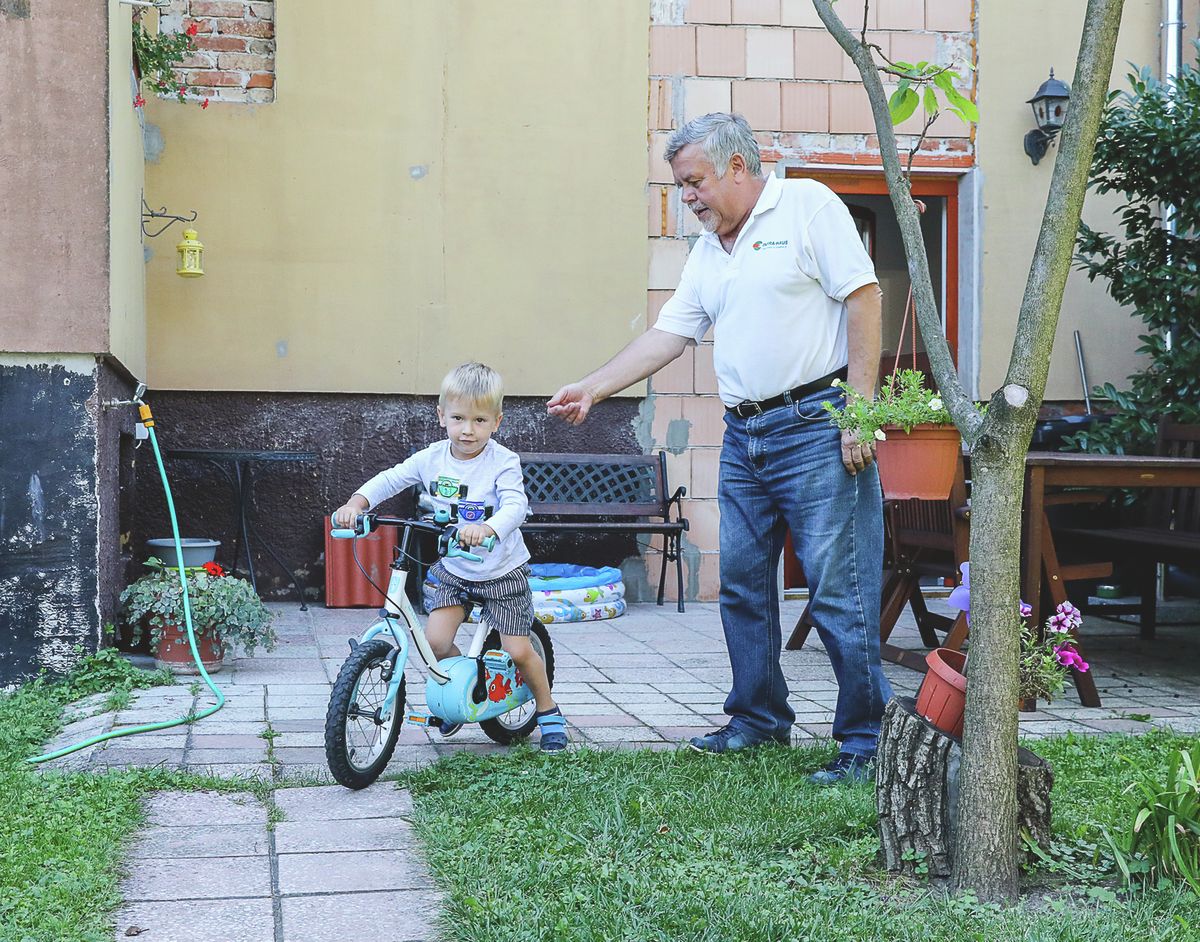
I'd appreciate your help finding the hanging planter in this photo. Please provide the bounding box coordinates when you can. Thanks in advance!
[875,423,962,500]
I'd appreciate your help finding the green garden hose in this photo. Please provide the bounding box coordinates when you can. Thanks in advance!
[27,402,225,764]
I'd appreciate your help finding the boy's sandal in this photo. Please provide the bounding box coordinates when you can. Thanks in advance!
[536,708,569,753]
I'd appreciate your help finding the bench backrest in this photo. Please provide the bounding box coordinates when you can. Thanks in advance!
[1151,419,1200,532]
[519,452,668,518]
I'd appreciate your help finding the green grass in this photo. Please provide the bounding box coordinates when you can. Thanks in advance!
[398,734,1200,942]
[0,657,270,942]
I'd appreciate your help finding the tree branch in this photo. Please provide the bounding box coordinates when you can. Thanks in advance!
[812,0,984,445]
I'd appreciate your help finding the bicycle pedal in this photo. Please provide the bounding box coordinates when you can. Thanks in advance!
[405,713,434,727]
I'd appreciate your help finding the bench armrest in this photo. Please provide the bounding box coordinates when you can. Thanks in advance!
[667,485,688,527]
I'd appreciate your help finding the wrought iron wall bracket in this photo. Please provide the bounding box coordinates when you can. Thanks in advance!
[142,197,198,239]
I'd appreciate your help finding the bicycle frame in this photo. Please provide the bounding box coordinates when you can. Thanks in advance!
[341,514,498,723]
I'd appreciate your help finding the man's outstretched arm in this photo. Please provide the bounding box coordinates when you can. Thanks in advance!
[547,328,691,426]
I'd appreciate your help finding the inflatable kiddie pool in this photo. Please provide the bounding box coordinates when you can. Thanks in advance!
[424,563,626,623]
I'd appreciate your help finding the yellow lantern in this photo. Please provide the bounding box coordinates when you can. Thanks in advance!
[175,228,205,278]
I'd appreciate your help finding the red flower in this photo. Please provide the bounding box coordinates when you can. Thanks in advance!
[201,97,210,110]
[202,561,226,578]
[133,94,146,108]
[185,22,199,36]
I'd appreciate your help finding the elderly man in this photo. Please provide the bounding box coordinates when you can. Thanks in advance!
[547,113,891,783]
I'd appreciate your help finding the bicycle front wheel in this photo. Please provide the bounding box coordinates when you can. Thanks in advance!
[325,639,405,789]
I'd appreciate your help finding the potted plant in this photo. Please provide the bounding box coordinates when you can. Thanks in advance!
[120,559,276,673]
[822,368,961,500]
[915,562,1091,736]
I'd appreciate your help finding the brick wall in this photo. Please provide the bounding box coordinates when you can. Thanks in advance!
[640,0,976,602]
[160,0,275,104]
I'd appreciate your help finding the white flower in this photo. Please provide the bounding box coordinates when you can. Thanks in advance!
[831,378,842,387]
[929,398,944,411]
[874,428,887,441]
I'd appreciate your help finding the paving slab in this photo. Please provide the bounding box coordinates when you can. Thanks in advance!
[121,855,272,901]
[277,848,429,895]
[281,889,443,942]
[113,899,276,942]
[274,815,412,854]
[131,823,270,858]
[273,783,412,821]
[143,790,268,827]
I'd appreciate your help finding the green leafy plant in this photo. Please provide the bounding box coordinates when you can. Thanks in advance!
[119,558,276,656]
[57,646,174,702]
[131,14,207,108]
[822,368,955,445]
[1069,46,1200,456]
[1105,744,1200,895]
[1018,601,1090,704]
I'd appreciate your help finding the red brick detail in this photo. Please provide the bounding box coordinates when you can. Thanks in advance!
[193,35,248,52]
[215,17,274,38]
[184,70,243,87]
[190,0,246,16]
[246,72,274,89]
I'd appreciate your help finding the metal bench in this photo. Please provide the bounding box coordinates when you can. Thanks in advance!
[518,452,689,612]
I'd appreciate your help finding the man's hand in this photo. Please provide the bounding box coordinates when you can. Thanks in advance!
[456,523,496,548]
[840,429,876,475]
[546,383,596,426]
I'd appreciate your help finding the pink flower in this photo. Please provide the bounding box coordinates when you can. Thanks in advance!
[201,97,210,110]
[185,22,199,36]
[133,94,146,108]
[1054,645,1089,673]
[1019,601,1033,618]
[1056,600,1083,629]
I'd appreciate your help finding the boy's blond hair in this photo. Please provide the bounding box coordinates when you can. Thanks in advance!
[439,362,504,414]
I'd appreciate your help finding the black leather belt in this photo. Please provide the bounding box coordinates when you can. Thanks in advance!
[726,366,848,419]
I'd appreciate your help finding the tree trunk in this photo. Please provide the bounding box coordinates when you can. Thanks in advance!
[877,697,1054,878]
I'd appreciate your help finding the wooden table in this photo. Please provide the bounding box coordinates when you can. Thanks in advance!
[1022,452,1200,705]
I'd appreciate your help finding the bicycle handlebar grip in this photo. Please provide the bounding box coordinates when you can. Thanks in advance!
[444,538,483,563]
[330,513,373,539]
[480,535,497,551]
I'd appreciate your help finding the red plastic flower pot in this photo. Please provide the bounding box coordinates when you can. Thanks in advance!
[875,424,962,500]
[915,647,967,738]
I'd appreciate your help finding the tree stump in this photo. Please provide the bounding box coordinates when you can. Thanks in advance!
[876,696,1054,877]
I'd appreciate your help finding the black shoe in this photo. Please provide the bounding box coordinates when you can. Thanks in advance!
[688,725,788,754]
[809,752,875,785]
[437,718,463,737]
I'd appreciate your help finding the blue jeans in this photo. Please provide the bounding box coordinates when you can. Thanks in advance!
[717,387,891,756]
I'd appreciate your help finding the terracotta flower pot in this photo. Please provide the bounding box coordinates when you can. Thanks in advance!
[915,647,967,738]
[154,621,225,674]
[875,424,961,500]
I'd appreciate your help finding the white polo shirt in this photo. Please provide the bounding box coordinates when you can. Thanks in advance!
[654,175,878,407]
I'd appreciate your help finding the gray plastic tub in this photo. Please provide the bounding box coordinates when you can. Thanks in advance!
[146,538,221,568]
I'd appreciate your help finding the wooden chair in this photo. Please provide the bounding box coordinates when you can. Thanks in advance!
[785,452,971,672]
[1054,418,1200,639]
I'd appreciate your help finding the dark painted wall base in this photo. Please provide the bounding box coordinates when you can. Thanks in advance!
[129,391,645,607]
[0,359,133,683]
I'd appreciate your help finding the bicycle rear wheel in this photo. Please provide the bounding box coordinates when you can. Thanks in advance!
[479,619,554,745]
[325,639,405,789]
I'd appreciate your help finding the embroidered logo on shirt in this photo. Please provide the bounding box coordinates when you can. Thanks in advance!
[752,239,789,251]
[435,475,461,498]
[458,500,486,522]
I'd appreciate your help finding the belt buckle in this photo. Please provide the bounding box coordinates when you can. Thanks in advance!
[739,401,762,418]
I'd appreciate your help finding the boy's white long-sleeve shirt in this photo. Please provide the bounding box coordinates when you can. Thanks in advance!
[354,439,530,581]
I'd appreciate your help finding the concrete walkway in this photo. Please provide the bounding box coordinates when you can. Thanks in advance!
[33,599,1200,941]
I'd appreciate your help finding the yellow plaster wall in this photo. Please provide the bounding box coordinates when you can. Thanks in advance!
[109,5,148,381]
[975,0,1162,401]
[144,1,648,394]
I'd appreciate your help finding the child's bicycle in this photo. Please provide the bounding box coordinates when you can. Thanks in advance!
[325,512,554,789]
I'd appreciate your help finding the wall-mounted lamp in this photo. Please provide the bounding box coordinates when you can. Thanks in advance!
[1024,68,1071,165]
[142,197,204,277]
[175,229,205,278]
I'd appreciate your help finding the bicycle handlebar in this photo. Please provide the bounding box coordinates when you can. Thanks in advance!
[329,513,496,562]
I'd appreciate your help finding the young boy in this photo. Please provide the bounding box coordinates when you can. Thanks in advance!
[333,362,568,752]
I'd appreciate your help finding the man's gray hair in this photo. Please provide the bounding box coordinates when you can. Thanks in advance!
[663,112,762,178]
